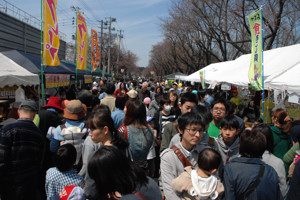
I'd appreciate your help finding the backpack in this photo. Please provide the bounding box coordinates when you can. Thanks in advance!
[60,124,88,166]
[120,125,154,165]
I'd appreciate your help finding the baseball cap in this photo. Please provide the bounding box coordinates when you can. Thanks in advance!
[19,100,38,111]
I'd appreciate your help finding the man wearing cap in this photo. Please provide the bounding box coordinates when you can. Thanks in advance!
[0,100,43,199]
[172,82,180,96]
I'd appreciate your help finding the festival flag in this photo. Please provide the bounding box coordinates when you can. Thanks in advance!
[248,9,263,90]
[199,70,205,89]
[121,68,125,74]
[76,12,88,70]
[150,70,155,76]
[91,29,100,72]
[43,0,60,66]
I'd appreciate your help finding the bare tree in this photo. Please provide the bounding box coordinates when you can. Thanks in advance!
[147,0,300,76]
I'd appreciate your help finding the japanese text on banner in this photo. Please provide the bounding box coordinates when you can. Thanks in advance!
[248,9,263,90]
[91,29,100,72]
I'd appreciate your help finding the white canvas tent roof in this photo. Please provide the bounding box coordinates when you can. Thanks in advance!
[0,54,39,87]
[219,44,300,87]
[182,60,235,83]
[184,43,300,93]
[265,62,300,95]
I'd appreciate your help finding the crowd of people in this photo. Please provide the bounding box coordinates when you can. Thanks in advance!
[0,78,299,200]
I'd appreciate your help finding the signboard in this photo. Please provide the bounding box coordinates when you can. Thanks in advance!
[221,83,231,91]
[84,75,92,84]
[288,94,300,105]
[45,74,70,88]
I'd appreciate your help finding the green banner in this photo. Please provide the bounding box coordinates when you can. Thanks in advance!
[199,70,205,89]
[248,9,263,90]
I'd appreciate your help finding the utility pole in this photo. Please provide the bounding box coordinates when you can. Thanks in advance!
[105,17,116,77]
[116,29,123,77]
[71,6,81,87]
[98,20,105,71]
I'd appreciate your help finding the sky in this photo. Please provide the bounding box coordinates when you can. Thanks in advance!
[6,0,171,67]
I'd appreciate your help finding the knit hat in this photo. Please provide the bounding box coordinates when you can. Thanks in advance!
[43,97,63,111]
[127,90,138,99]
[19,100,38,111]
[63,100,86,120]
[144,97,151,105]
[51,185,85,200]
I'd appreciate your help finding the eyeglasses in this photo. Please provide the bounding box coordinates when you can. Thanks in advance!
[185,128,204,135]
[213,107,226,112]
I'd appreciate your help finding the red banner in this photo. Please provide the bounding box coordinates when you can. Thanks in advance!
[91,29,100,72]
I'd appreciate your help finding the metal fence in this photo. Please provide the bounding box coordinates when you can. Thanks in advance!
[0,0,66,41]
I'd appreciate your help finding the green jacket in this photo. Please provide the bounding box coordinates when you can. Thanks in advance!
[283,142,299,164]
[160,120,178,153]
[271,126,293,175]
[271,126,293,161]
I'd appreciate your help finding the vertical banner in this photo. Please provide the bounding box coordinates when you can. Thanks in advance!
[91,29,100,72]
[77,12,88,70]
[121,68,125,74]
[248,9,263,90]
[199,70,205,89]
[43,0,60,66]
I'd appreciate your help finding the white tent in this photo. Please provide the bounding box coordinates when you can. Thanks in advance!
[0,54,39,87]
[265,62,300,95]
[182,60,234,83]
[219,44,300,88]
[184,43,300,92]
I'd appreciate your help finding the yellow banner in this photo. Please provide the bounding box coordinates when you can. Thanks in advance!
[43,0,60,66]
[91,29,100,72]
[77,13,88,70]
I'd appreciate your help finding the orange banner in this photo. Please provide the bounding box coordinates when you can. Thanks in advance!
[91,29,100,72]
[43,0,60,66]
[76,13,88,70]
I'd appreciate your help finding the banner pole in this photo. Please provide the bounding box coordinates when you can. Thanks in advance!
[75,12,78,88]
[40,0,45,106]
[261,7,265,122]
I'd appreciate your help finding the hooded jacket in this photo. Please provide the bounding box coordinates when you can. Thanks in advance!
[214,135,239,180]
[172,166,224,200]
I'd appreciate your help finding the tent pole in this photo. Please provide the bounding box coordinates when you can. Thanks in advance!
[40,0,45,106]
[261,7,265,122]
[75,12,78,88]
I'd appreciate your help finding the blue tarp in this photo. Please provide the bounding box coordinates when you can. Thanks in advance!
[1,50,91,75]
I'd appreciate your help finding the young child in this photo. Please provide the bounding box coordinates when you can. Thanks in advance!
[214,115,240,180]
[172,148,224,200]
[46,144,84,199]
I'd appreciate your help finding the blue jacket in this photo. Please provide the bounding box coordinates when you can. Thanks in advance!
[223,157,283,200]
[287,160,300,200]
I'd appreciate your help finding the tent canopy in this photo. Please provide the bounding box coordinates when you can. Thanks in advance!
[164,72,186,80]
[265,62,300,95]
[0,54,39,87]
[1,50,91,75]
[184,43,300,94]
